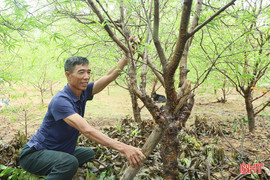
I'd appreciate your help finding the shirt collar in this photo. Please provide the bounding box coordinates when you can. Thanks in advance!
[64,84,84,103]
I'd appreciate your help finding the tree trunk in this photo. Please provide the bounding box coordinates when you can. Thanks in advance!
[160,119,180,179]
[161,94,194,179]
[128,85,142,123]
[40,88,44,105]
[244,92,255,132]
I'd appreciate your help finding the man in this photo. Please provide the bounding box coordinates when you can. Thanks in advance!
[19,41,145,179]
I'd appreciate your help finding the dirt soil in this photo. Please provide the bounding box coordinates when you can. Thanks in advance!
[0,84,269,169]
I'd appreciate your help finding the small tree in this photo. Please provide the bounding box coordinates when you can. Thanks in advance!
[200,0,270,132]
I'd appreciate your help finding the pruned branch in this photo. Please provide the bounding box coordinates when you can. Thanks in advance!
[121,125,164,180]
[174,80,192,114]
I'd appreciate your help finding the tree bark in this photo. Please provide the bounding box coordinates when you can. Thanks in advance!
[128,85,142,123]
[244,91,255,132]
[161,84,194,179]
[160,120,180,179]
[179,0,202,87]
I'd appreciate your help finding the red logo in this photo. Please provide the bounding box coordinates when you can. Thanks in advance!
[240,163,264,174]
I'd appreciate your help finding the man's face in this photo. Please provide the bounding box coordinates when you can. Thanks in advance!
[66,64,91,92]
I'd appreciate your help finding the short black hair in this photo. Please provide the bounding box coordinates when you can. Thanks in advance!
[64,56,89,73]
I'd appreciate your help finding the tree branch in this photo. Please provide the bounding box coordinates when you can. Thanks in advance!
[153,0,168,70]
[255,100,270,116]
[189,0,236,37]
[164,0,192,110]
[86,0,129,53]
[179,0,202,87]
[147,58,165,87]
[96,0,127,38]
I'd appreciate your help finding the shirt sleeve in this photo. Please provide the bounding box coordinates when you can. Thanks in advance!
[86,82,94,100]
[51,96,76,121]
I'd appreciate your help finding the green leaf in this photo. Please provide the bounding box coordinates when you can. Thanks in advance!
[0,165,7,170]
[0,167,15,177]
[50,33,65,42]
[98,171,107,180]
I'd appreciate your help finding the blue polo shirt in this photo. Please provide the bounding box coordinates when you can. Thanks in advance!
[27,82,94,154]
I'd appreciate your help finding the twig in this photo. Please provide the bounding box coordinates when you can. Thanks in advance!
[86,0,128,53]
[189,0,236,37]
[261,166,270,177]
[255,100,270,116]
[230,171,257,180]
[114,80,128,90]
[220,129,243,161]
[218,166,226,180]
[95,0,126,38]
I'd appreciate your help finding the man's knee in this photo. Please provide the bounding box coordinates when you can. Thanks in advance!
[59,155,79,172]
[85,148,95,160]
[74,147,95,166]
[48,155,79,179]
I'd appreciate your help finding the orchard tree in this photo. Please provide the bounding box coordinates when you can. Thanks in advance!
[0,0,29,84]
[0,0,51,92]
[48,0,236,179]
[199,0,270,132]
[21,35,68,105]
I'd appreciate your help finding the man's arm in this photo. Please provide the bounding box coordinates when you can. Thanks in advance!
[92,55,127,95]
[63,113,145,168]
[92,36,141,95]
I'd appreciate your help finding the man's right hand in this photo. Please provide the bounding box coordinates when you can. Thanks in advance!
[64,113,146,168]
[129,35,141,54]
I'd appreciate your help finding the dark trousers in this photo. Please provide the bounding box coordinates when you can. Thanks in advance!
[19,144,95,180]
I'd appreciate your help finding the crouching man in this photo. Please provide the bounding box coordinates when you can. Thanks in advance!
[19,46,145,179]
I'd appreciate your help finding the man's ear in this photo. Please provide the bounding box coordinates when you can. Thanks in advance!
[65,71,70,80]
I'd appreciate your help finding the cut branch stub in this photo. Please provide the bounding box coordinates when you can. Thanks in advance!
[174,80,192,114]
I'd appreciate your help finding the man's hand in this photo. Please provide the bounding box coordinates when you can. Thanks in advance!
[64,114,146,168]
[120,144,146,168]
[129,35,141,54]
